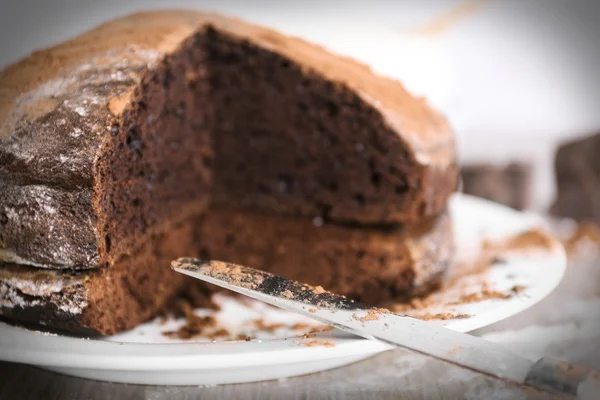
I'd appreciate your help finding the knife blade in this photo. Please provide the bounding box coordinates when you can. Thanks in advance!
[172,258,600,399]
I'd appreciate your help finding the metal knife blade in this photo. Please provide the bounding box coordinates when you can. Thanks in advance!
[172,258,600,399]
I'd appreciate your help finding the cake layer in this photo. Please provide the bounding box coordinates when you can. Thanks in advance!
[0,11,457,270]
[0,221,198,335]
[0,210,452,335]
[196,209,453,305]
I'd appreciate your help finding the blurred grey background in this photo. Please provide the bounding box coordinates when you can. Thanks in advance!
[1,0,600,209]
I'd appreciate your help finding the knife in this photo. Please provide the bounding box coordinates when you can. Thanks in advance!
[172,258,600,399]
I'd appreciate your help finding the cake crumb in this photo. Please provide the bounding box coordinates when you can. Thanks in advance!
[316,325,334,332]
[313,286,325,294]
[392,296,437,313]
[484,228,555,253]
[308,308,317,313]
[251,318,286,332]
[297,332,335,348]
[352,309,384,322]
[290,322,312,331]
[280,290,294,299]
[162,301,217,339]
[511,285,526,294]
[489,256,507,265]
[208,328,230,340]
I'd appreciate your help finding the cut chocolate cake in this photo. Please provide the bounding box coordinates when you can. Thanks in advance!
[0,11,458,334]
[461,163,532,210]
[550,133,600,223]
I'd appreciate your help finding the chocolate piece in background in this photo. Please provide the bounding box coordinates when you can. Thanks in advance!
[550,133,600,223]
[460,163,532,210]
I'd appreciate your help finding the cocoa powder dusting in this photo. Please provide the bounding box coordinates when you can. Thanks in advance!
[389,229,550,317]
[352,308,389,323]
[484,228,555,253]
[204,261,265,290]
[313,286,325,294]
[447,289,511,306]
[413,313,470,321]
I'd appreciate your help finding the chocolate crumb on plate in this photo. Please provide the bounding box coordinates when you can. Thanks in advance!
[511,285,527,294]
[162,301,217,340]
[251,318,286,332]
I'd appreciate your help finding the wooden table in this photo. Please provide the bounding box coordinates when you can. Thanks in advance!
[0,350,561,400]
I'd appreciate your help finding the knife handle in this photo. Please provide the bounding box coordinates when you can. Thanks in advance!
[524,357,600,399]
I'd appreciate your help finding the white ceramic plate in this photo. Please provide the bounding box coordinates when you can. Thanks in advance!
[0,194,566,385]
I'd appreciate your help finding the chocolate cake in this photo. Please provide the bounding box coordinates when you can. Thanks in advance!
[550,133,600,223]
[0,11,458,334]
[461,163,532,210]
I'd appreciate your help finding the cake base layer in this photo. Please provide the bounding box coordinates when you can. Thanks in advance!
[1,210,452,335]
[196,209,453,305]
[0,221,199,335]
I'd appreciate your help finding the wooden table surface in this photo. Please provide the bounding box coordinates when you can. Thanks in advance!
[0,350,562,400]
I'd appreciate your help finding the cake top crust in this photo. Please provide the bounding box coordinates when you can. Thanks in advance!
[0,10,454,167]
